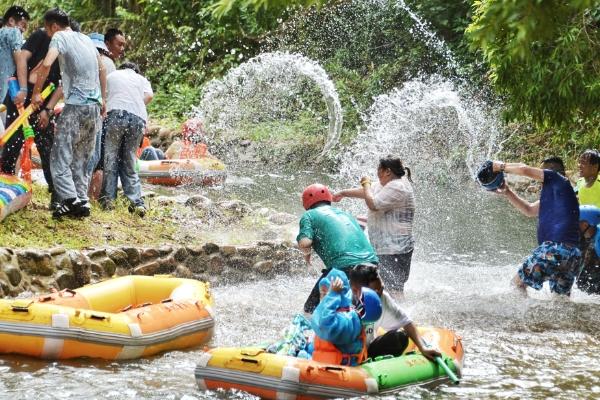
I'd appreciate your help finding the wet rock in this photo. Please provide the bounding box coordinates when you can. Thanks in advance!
[158,127,171,140]
[98,258,117,277]
[228,257,251,270]
[0,279,9,296]
[55,270,77,290]
[220,246,236,256]
[54,254,72,270]
[87,249,107,259]
[237,246,258,258]
[49,247,66,256]
[90,262,104,277]
[29,278,47,294]
[173,247,189,262]
[185,195,213,209]
[121,247,141,266]
[17,250,54,276]
[175,264,193,279]
[108,249,130,268]
[158,245,173,256]
[185,255,208,273]
[70,252,91,287]
[158,256,177,274]
[203,243,220,255]
[134,261,160,276]
[268,212,296,225]
[261,230,278,240]
[186,246,205,256]
[151,138,161,148]
[217,200,251,217]
[5,266,21,287]
[147,123,161,137]
[207,254,224,274]
[272,250,291,261]
[141,248,160,261]
[156,196,176,206]
[253,260,273,274]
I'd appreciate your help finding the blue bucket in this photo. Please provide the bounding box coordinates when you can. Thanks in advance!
[476,161,504,191]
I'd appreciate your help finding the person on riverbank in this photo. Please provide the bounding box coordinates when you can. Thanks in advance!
[297,183,379,314]
[334,156,415,299]
[32,8,107,219]
[577,205,600,295]
[0,24,64,209]
[575,149,600,209]
[0,6,29,108]
[311,268,382,366]
[99,62,153,217]
[489,157,581,296]
[348,264,440,360]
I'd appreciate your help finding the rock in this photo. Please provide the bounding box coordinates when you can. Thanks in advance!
[185,195,213,209]
[147,123,161,137]
[90,262,103,276]
[4,266,21,286]
[253,260,273,274]
[108,249,130,268]
[268,212,296,225]
[17,250,55,276]
[151,139,161,148]
[228,257,251,271]
[54,254,72,270]
[207,253,224,274]
[237,246,258,258]
[134,261,160,276]
[98,258,117,276]
[158,127,171,140]
[86,249,107,259]
[158,256,177,274]
[69,252,91,287]
[49,246,66,256]
[158,245,173,256]
[121,247,141,266]
[203,243,220,255]
[55,270,77,290]
[220,246,236,256]
[217,200,251,216]
[141,248,160,261]
[261,230,278,240]
[175,264,193,279]
[186,246,205,256]
[185,255,208,274]
[272,250,291,261]
[0,279,9,296]
[173,247,189,262]
[156,196,177,206]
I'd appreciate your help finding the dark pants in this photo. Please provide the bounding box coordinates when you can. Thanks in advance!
[367,330,409,359]
[0,91,55,195]
[304,269,331,314]
[140,146,165,161]
[577,245,600,295]
[378,251,413,292]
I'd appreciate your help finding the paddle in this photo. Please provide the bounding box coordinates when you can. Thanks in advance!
[435,356,460,385]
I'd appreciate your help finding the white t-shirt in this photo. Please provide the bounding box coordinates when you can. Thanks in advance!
[101,54,116,75]
[364,290,412,345]
[106,68,152,121]
[367,177,415,254]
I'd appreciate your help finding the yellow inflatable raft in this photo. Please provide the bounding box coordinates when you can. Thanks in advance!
[0,275,214,360]
[136,158,227,187]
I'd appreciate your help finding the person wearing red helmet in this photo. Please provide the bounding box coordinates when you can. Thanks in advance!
[297,183,379,314]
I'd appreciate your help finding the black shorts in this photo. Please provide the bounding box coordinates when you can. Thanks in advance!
[378,251,413,292]
[367,330,409,359]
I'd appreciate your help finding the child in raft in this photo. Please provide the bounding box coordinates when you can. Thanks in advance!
[310,268,383,366]
[348,264,440,360]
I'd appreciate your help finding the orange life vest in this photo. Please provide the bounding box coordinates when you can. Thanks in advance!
[312,329,368,366]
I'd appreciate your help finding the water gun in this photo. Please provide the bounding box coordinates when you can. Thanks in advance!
[0,81,55,147]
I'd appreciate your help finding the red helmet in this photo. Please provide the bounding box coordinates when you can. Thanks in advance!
[181,117,206,142]
[302,184,333,210]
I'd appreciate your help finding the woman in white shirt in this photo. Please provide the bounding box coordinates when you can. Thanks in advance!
[334,156,415,298]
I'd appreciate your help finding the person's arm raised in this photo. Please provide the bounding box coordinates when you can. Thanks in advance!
[497,182,540,217]
[493,161,544,182]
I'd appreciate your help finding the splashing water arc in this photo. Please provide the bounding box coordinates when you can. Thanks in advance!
[197,52,343,158]
[339,76,503,184]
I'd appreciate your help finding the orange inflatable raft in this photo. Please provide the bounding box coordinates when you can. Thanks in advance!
[196,326,463,399]
[0,275,214,360]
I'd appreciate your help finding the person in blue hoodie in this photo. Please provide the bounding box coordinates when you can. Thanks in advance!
[310,268,382,366]
[577,205,600,295]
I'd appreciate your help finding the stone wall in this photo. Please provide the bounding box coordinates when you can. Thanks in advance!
[0,241,304,297]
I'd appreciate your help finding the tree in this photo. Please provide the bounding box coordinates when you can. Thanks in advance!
[466,0,600,128]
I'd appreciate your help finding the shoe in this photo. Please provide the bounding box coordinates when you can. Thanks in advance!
[128,203,146,218]
[72,200,91,218]
[52,199,90,219]
[52,198,77,219]
[49,192,60,211]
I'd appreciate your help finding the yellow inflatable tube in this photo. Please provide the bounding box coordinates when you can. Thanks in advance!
[0,275,214,360]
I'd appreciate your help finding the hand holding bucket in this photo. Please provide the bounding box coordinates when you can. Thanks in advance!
[476,160,505,191]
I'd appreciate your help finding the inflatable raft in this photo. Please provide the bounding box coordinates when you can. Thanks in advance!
[0,174,32,222]
[0,275,214,360]
[195,326,463,398]
[137,157,226,187]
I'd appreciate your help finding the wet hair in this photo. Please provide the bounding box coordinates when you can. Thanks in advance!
[69,19,81,32]
[3,6,30,24]
[44,8,70,28]
[348,264,380,287]
[105,28,124,43]
[579,149,600,167]
[541,156,566,176]
[119,61,141,74]
[379,155,412,182]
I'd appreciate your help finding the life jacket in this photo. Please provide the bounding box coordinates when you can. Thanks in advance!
[312,324,367,366]
[136,136,151,157]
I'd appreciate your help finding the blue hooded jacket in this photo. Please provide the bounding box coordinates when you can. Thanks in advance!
[310,269,363,356]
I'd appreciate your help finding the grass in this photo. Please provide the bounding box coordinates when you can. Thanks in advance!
[0,184,177,249]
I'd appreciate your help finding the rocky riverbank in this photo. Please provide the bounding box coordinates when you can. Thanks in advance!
[0,240,304,297]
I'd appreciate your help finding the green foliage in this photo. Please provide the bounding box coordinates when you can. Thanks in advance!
[467,0,600,128]
[211,0,327,18]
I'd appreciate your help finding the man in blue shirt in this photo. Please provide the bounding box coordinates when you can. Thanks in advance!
[491,157,581,296]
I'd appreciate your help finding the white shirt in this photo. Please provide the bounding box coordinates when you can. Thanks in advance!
[101,54,116,75]
[106,68,152,121]
[367,177,415,254]
[364,290,412,345]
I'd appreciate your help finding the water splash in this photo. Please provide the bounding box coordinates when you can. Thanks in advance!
[338,76,503,184]
[196,52,343,158]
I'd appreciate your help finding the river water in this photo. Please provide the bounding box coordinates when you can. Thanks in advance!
[2,168,600,399]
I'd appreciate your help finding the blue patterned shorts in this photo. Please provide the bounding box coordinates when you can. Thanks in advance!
[518,241,582,295]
